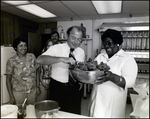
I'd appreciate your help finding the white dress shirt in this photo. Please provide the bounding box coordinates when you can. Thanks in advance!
[89,49,138,118]
[42,42,85,83]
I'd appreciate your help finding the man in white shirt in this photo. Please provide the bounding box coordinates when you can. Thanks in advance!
[36,26,85,114]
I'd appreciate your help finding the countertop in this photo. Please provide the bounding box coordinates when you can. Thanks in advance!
[25,105,90,118]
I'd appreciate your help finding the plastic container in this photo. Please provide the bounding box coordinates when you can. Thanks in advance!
[81,23,86,38]
[1,104,18,118]
[60,29,65,39]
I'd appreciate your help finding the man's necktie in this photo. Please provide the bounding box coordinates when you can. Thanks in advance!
[69,48,77,86]
[69,48,76,61]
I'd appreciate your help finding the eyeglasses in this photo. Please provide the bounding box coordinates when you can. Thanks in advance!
[102,41,114,47]
[70,36,82,43]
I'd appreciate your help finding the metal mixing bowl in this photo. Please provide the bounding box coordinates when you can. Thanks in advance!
[70,69,105,84]
[34,100,60,118]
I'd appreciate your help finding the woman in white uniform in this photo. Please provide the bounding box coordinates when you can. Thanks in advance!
[89,29,138,118]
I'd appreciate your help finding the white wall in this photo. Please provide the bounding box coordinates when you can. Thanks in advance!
[58,16,149,59]
[57,20,93,39]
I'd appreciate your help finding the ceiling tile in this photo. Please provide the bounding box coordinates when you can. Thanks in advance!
[1,1,11,7]
[30,1,49,4]
[122,1,149,13]
[121,12,149,18]
[1,6,40,20]
[46,17,65,22]
[31,17,65,23]
[35,1,76,17]
[31,18,50,23]
[100,14,122,19]
[61,1,97,15]
[80,15,101,20]
[61,16,82,21]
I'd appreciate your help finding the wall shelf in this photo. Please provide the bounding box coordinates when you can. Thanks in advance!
[100,30,149,52]
[59,38,92,41]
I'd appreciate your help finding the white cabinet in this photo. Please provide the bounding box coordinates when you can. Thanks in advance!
[1,75,10,104]
[1,46,16,104]
[1,75,3,105]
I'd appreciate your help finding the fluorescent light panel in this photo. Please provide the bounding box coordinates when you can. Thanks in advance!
[92,1,122,14]
[2,1,30,5]
[125,21,149,24]
[16,4,56,18]
[122,26,149,31]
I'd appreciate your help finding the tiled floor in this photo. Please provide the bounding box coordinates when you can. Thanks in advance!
[81,93,133,118]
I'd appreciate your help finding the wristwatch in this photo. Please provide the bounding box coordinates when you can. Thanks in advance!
[120,76,123,82]
[116,76,123,84]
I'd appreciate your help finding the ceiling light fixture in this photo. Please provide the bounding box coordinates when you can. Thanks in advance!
[16,4,56,18]
[92,1,122,14]
[99,22,149,31]
[122,26,149,31]
[2,1,30,5]
[125,21,149,24]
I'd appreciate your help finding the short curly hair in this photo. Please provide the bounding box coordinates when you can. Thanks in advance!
[13,37,27,51]
[101,29,123,45]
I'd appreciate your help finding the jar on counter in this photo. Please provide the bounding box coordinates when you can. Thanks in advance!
[81,23,86,38]
[17,104,26,118]
[60,29,65,39]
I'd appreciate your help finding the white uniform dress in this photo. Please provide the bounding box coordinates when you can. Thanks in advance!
[89,49,138,118]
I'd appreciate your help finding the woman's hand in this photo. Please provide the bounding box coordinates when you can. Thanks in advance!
[102,71,115,81]
[94,71,115,85]
[94,77,107,85]
[94,71,125,89]
[35,63,40,69]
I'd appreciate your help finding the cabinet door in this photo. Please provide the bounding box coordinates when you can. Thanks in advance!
[28,32,41,57]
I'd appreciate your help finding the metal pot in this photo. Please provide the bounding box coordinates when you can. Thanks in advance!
[34,100,60,118]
